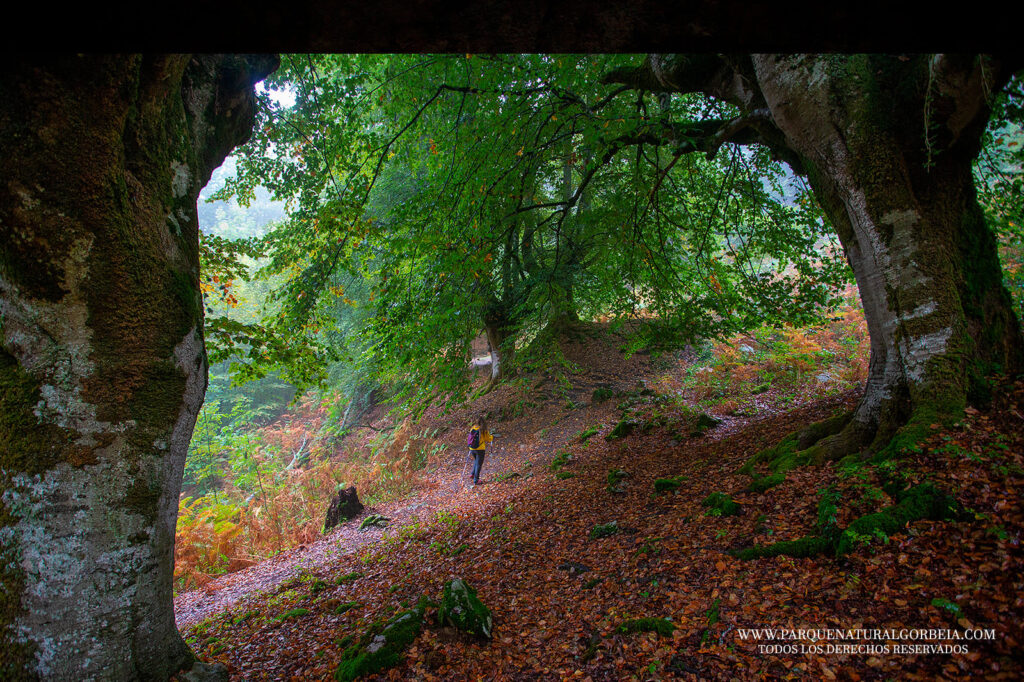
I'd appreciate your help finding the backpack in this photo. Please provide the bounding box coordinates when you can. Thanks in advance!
[468,427,481,449]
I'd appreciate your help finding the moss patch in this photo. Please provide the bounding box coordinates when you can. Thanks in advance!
[617,617,676,636]
[654,475,687,493]
[438,579,493,639]
[334,596,429,681]
[605,419,636,441]
[590,521,620,539]
[336,571,364,584]
[701,492,740,517]
[746,473,785,493]
[606,468,628,493]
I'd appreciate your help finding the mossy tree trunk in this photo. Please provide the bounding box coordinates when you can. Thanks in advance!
[606,54,1023,459]
[0,54,276,680]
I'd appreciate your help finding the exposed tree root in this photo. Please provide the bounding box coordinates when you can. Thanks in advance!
[731,483,966,561]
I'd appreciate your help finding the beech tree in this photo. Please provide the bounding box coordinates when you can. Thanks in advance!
[0,54,276,680]
[603,54,1023,459]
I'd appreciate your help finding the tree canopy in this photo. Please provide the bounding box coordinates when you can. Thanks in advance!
[218,54,852,404]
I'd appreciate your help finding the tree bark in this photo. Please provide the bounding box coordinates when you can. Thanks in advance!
[483,305,515,385]
[0,54,277,680]
[609,54,1024,458]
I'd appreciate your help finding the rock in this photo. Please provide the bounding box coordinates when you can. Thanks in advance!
[334,597,430,681]
[180,661,229,682]
[324,486,365,532]
[358,513,389,531]
[589,521,620,539]
[438,579,493,639]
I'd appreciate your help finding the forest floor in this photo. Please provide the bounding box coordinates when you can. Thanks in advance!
[174,324,1024,681]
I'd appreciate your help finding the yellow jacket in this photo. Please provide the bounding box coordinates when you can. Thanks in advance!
[469,425,493,451]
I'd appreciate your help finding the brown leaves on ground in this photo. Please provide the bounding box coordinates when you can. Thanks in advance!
[175,329,1024,680]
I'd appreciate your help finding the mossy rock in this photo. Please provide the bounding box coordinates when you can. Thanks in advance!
[333,601,360,615]
[550,450,573,471]
[605,419,636,441]
[555,471,576,480]
[689,412,721,436]
[701,492,740,517]
[359,514,389,531]
[334,596,430,681]
[606,468,628,493]
[617,617,676,636]
[589,521,620,539]
[654,475,687,493]
[438,579,493,639]
[591,387,615,403]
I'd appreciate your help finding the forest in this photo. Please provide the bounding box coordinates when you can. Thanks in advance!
[1,53,1023,681]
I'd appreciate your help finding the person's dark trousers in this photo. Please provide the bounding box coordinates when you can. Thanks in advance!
[471,450,485,484]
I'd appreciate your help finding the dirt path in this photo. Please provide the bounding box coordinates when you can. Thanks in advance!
[173,378,840,632]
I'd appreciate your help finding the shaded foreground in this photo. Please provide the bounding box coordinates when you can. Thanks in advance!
[175,377,1024,680]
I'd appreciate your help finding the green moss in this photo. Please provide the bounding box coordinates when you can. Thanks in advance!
[555,471,576,480]
[617,617,676,636]
[438,579,493,639]
[746,473,785,493]
[836,483,965,555]
[654,476,687,493]
[334,602,359,615]
[334,597,429,681]
[590,521,620,539]
[689,412,721,437]
[605,419,636,441]
[359,514,389,531]
[276,608,310,621]
[730,535,831,560]
[583,577,602,590]
[579,425,601,441]
[606,468,628,493]
[549,450,572,471]
[700,597,722,646]
[701,492,740,517]
[336,571,364,584]
[591,387,614,403]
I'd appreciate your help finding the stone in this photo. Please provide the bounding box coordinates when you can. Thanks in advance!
[438,578,493,639]
[324,485,364,532]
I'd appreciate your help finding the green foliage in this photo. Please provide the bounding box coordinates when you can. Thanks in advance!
[218,54,849,400]
[334,601,360,615]
[578,424,601,442]
[930,598,964,618]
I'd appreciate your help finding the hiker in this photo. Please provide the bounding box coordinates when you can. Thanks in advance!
[467,414,494,486]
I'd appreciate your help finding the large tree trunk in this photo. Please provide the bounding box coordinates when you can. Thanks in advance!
[0,54,276,680]
[751,54,1023,458]
[607,53,1023,459]
[483,305,515,385]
